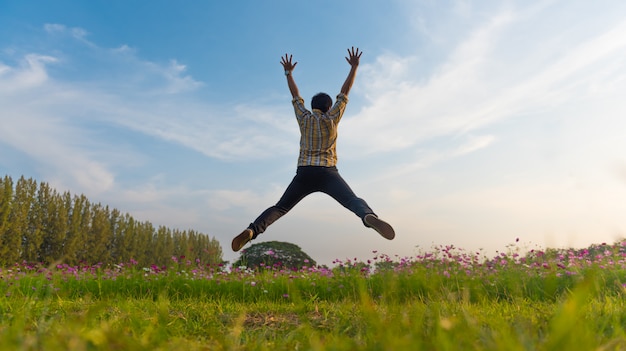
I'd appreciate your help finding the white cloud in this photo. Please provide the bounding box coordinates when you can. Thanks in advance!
[0,54,57,92]
[144,59,204,94]
[208,189,261,211]
[0,23,297,201]
[341,4,626,164]
[340,12,515,156]
[44,23,90,43]
[207,182,286,213]
[454,134,495,156]
[110,45,137,57]
[43,23,66,33]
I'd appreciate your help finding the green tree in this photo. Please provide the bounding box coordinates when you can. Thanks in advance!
[172,229,189,260]
[20,177,41,262]
[117,214,136,263]
[181,230,223,266]
[233,241,317,270]
[87,204,112,264]
[134,221,153,265]
[198,233,224,266]
[163,228,175,263]
[0,176,13,257]
[153,226,174,266]
[65,194,90,264]
[40,188,70,264]
[5,177,37,263]
[0,174,224,267]
[0,176,14,264]
[108,208,122,263]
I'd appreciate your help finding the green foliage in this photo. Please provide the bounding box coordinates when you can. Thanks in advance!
[2,247,626,350]
[0,175,223,267]
[0,176,15,260]
[233,241,317,269]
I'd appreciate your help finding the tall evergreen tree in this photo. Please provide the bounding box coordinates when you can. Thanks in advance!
[108,208,122,263]
[164,228,175,264]
[153,226,173,266]
[134,221,153,264]
[19,178,41,262]
[87,204,112,264]
[25,181,56,262]
[7,176,36,263]
[203,235,224,265]
[0,176,14,264]
[174,229,190,259]
[0,175,224,267]
[118,214,136,263]
[41,190,70,263]
[66,194,90,264]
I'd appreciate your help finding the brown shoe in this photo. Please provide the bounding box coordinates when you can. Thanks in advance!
[232,229,254,252]
[364,214,395,240]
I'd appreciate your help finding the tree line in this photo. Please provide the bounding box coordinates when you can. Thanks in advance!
[0,175,223,267]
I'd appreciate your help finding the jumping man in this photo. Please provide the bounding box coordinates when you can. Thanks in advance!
[232,47,395,252]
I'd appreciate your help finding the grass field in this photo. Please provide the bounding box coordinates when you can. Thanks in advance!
[2,241,626,350]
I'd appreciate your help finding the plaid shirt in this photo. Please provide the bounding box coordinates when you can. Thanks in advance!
[292,93,349,167]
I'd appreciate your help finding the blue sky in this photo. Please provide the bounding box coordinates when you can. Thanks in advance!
[2,1,626,266]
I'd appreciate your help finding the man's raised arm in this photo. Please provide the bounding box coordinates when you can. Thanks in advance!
[281,54,300,98]
[340,47,362,96]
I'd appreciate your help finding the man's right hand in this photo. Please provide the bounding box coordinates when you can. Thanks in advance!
[341,47,362,95]
[281,53,300,98]
[345,47,362,67]
[281,54,298,73]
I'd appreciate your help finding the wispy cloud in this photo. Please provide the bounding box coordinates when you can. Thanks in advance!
[44,23,88,39]
[0,23,295,196]
[0,54,57,92]
[341,3,626,164]
[340,11,514,156]
[454,134,495,157]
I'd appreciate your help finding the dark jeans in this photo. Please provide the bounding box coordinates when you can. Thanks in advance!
[248,166,375,238]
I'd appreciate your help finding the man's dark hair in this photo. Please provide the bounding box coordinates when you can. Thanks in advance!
[311,93,332,113]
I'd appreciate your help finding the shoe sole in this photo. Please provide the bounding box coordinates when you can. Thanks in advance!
[365,215,395,240]
[232,229,253,252]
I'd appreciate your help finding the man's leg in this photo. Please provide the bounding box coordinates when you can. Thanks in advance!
[319,167,373,218]
[232,168,314,251]
[321,167,395,240]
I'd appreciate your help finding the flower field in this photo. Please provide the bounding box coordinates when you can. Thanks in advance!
[2,240,626,350]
